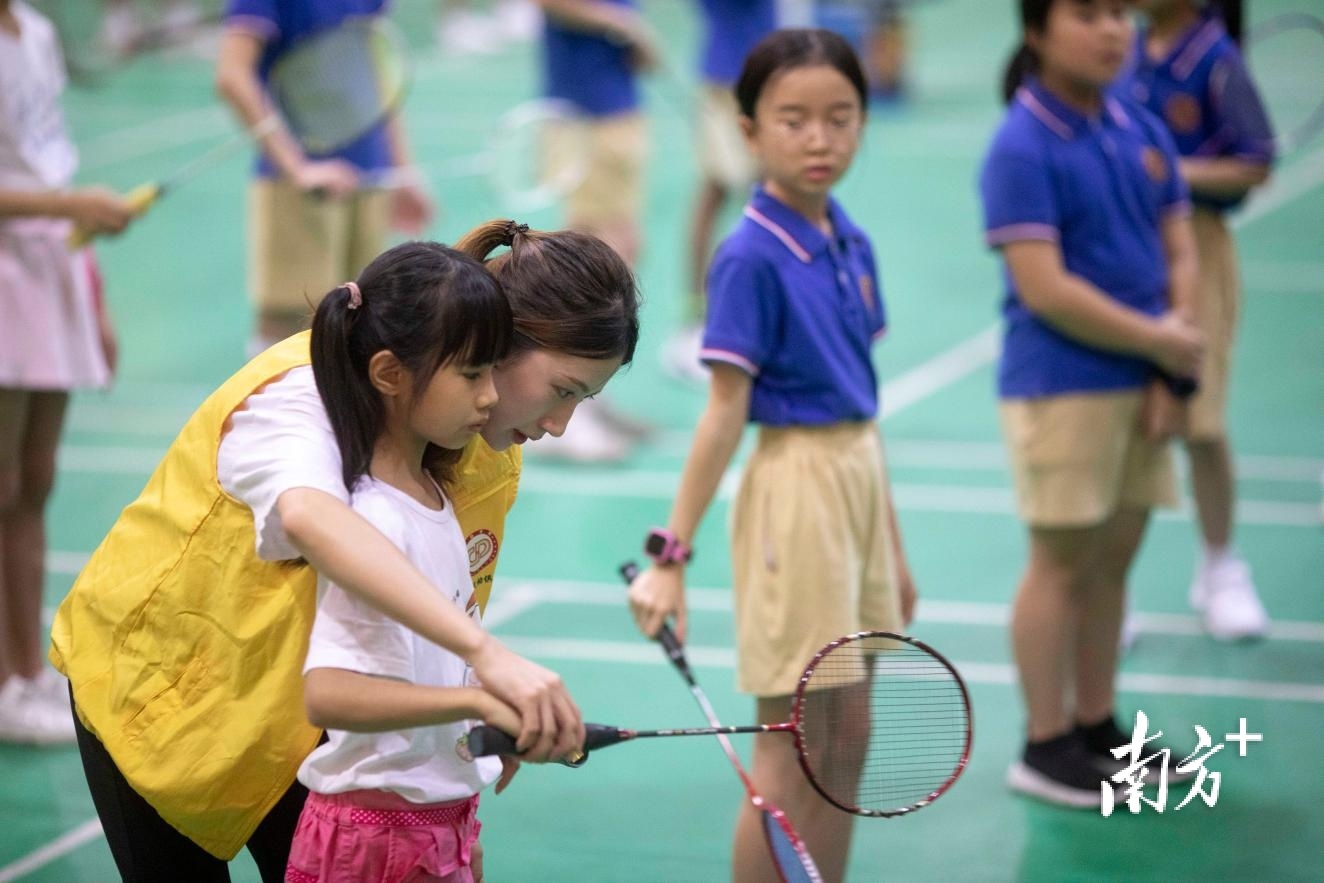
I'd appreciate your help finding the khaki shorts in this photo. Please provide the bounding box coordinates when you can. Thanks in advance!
[1000,391,1178,528]
[543,112,646,229]
[1187,208,1239,441]
[248,179,390,317]
[730,422,903,697]
[697,84,756,190]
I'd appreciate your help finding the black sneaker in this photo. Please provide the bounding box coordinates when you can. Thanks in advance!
[1007,730,1110,809]
[1077,714,1197,785]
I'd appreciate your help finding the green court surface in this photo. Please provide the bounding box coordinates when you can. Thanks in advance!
[3,1,1323,880]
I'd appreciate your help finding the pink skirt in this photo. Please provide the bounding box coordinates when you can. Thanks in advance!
[0,217,108,390]
[285,789,482,883]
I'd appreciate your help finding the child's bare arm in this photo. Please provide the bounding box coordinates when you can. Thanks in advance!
[303,666,521,735]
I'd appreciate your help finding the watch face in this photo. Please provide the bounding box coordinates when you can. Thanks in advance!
[645,533,668,556]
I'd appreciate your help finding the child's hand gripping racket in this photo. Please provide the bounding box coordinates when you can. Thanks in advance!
[67,16,412,248]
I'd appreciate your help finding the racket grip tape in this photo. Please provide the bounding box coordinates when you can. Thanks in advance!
[465,723,625,763]
[67,183,162,249]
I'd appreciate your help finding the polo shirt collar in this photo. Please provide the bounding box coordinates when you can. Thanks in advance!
[1137,10,1221,80]
[1017,77,1131,141]
[743,186,851,264]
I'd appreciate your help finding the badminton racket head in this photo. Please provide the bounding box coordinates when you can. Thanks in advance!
[791,631,972,818]
[760,805,823,883]
[267,17,411,155]
[487,98,590,213]
[1245,12,1324,155]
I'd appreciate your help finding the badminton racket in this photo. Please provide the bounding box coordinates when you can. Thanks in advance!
[1245,12,1324,155]
[469,624,973,819]
[68,15,411,247]
[434,98,590,214]
[617,561,822,883]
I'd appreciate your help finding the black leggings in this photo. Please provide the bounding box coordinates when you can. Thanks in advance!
[71,694,309,883]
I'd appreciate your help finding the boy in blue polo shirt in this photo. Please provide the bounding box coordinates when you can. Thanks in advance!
[628,30,915,882]
[664,0,777,385]
[217,0,434,357]
[1119,0,1275,640]
[529,0,657,462]
[980,0,1205,810]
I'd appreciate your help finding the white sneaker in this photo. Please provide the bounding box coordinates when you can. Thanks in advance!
[1192,555,1269,641]
[495,0,541,42]
[0,677,77,746]
[438,10,503,55]
[661,324,710,386]
[526,399,631,464]
[98,2,143,58]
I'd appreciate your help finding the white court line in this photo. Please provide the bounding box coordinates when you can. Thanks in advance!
[499,636,1324,704]
[0,818,103,883]
[879,325,1002,418]
[487,578,1324,644]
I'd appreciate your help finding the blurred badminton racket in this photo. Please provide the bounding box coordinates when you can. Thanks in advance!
[68,15,411,247]
[432,98,591,214]
[1245,12,1324,155]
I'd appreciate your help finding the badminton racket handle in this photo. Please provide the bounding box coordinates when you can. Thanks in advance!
[67,183,161,249]
[466,723,625,762]
[619,561,696,685]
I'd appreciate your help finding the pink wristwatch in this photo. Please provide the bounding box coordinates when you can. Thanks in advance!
[644,527,693,566]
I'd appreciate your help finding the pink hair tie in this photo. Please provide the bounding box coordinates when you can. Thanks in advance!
[344,281,362,310]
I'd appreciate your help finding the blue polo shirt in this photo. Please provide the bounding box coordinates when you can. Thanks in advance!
[542,0,638,117]
[701,188,886,426]
[979,79,1190,399]
[1116,11,1275,212]
[224,0,393,177]
[698,0,777,86]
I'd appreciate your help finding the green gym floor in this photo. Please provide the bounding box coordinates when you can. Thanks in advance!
[3,1,1322,879]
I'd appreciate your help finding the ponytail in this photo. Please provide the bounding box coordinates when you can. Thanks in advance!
[1001,43,1038,104]
[310,282,385,491]
[455,218,640,365]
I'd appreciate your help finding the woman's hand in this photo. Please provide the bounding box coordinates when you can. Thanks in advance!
[494,756,521,795]
[627,564,687,642]
[468,635,584,763]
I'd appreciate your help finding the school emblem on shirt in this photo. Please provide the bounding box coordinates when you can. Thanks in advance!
[1140,146,1170,184]
[1164,93,1201,135]
[466,529,498,574]
[858,274,875,310]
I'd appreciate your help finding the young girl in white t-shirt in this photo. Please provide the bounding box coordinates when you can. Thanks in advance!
[284,241,525,883]
[0,0,136,745]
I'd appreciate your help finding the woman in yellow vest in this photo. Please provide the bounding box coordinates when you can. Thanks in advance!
[49,220,639,879]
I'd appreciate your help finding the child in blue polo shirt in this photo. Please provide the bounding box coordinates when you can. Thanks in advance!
[980,0,1205,809]
[663,0,777,384]
[529,0,658,463]
[628,29,915,882]
[1119,0,1275,640]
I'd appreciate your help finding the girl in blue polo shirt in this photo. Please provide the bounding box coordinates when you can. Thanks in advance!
[629,29,915,882]
[1119,0,1274,640]
[980,0,1205,809]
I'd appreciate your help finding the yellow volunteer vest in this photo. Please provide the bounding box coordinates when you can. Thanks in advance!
[49,332,520,859]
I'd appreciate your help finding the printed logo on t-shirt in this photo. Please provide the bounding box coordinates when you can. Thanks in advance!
[1140,146,1170,184]
[1164,93,1201,135]
[466,529,498,574]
